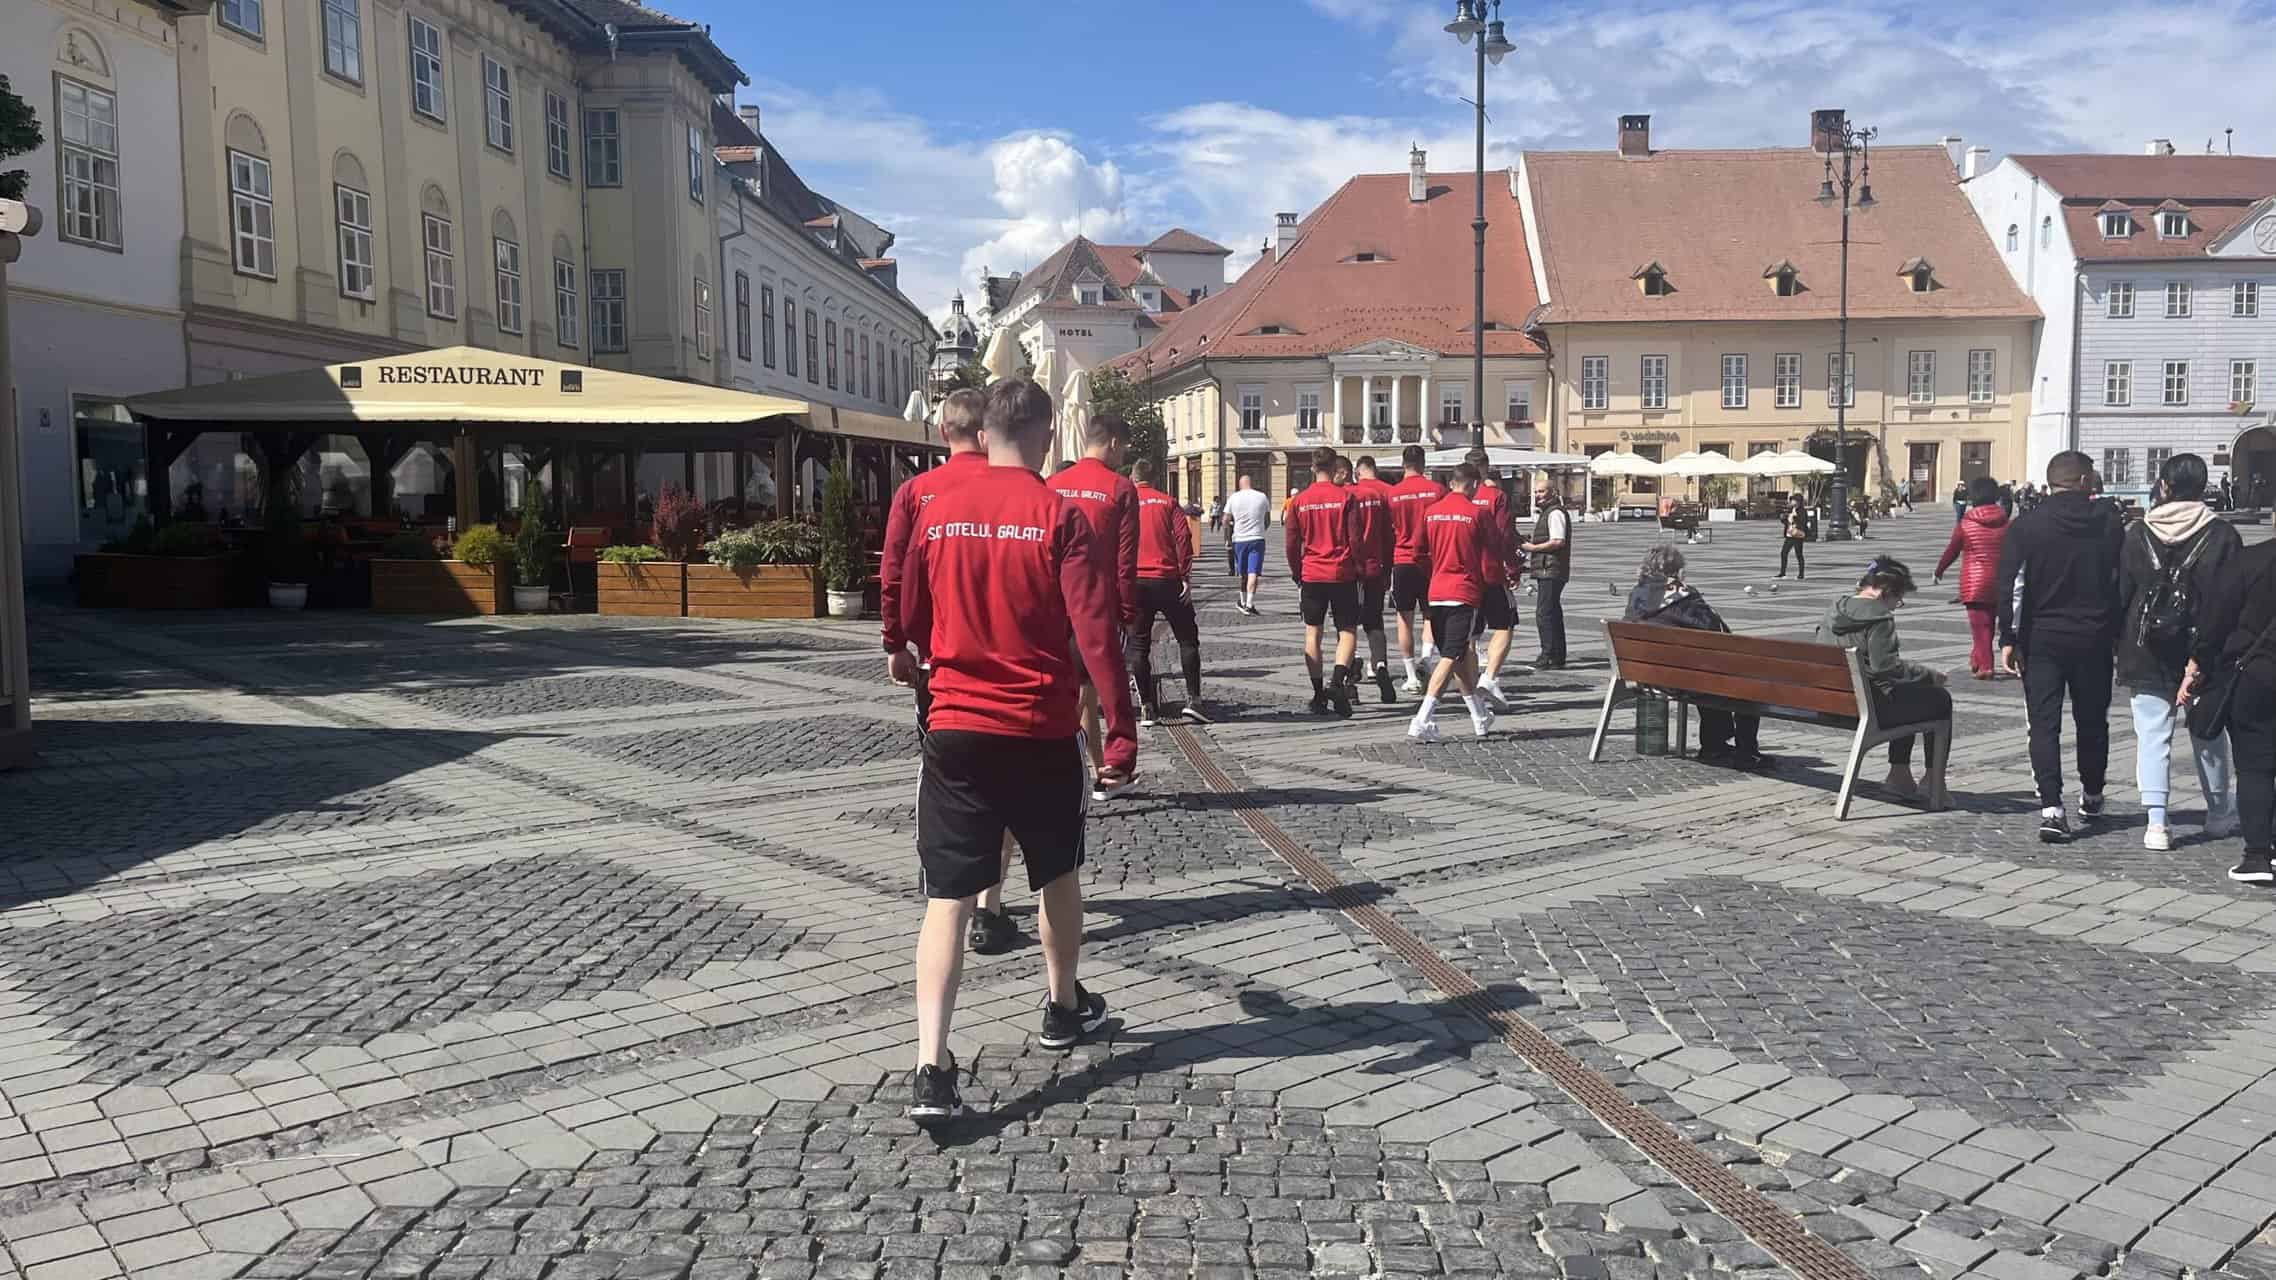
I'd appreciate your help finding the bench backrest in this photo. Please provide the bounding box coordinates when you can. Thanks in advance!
[1604,620,1862,719]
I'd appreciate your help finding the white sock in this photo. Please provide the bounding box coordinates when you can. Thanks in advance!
[2041,805,2064,819]
[1401,658,1417,682]
[1410,703,1436,728]
[1466,693,1488,718]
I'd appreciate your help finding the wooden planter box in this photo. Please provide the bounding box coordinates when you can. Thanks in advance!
[74,554,232,609]
[597,561,686,617]
[686,563,823,619]
[371,558,509,615]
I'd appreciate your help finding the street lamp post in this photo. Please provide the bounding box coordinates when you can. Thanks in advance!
[1814,116,1876,541]
[1445,1,1514,451]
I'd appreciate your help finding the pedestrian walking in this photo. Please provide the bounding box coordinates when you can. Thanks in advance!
[1350,457,1400,703]
[2119,453,2240,852]
[1817,556,1952,806]
[1223,474,1271,615]
[1519,475,1571,669]
[1999,482,2016,518]
[1387,444,1446,693]
[1464,448,1520,707]
[1207,495,1223,535]
[1049,413,1141,806]
[1933,476,2010,678]
[2182,538,2276,883]
[1407,463,1497,742]
[1285,446,1364,717]
[891,376,1133,1125]
[1996,450,2127,843]
[1128,459,1209,726]
[1777,494,1814,580]
[1951,481,1967,522]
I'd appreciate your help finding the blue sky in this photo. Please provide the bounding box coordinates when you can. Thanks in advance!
[669,0,2276,322]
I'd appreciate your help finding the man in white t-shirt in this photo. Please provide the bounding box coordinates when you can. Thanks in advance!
[1519,476,1573,668]
[1223,475,1273,615]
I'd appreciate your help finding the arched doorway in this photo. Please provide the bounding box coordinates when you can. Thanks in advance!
[2234,426,2276,510]
[1805,430,1875,495]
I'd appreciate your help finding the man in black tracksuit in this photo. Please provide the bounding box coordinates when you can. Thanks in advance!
[1996,449,2127,843]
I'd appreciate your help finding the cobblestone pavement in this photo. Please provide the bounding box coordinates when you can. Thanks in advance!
[4,509,2275,1280]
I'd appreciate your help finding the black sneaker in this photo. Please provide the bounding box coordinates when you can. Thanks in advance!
[1308,690,1331,715]
[2230,852,2275,885]
[1138,705,1161,728]
[1039,986,1109,1050]
[969,908,1019,955]
[1374,668,1398,704]
[1328,679,1353,719]
[908,1057,963,1127]
[2079,794,2105,821]
[2038,812,2072,844]
[1177,702,1212,725]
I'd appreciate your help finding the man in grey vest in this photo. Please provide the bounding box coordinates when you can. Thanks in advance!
[1520,475,1572,669]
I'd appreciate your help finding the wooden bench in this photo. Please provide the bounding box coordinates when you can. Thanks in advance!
[1589,620,1953,818]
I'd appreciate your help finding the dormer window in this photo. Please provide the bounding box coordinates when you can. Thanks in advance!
[1899,257,1937,293]
[2158,209,2190,239]
[1137,287,1160,313]
[1076,283,1102,306]
[2100,210,2135,239]
[1351,251,1381,263]
[1634,262,1672,297]
[1257,324,1286,335]
[1763,260,1804,297]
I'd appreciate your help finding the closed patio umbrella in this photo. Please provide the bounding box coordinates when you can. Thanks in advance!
[979,326,1019,383]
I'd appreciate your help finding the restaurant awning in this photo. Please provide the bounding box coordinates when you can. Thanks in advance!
[808,404,933,449]
[126,346,807,426]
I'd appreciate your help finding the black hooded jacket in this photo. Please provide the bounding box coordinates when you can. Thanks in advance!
[1993,488,2126,651]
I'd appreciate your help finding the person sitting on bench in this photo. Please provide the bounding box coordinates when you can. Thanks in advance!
[1816,556,1950,802]
[1624,545,1772,770]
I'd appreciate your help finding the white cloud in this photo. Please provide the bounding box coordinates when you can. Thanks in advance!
[956,134,1132,298]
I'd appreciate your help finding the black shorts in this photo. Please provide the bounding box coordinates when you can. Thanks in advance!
[1299,581,1360,631]
[918,730,1086,900]
[1479,585,1515,632]
[1391,564,1430,614]
[1429,605,1479,660]
[1359,574,1388,631]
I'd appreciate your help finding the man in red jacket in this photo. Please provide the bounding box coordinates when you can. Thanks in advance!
[881,388,989,713]
[1048,413,1139,799]
[1285,446,1364,717]
[1350,456,1400,704]
[1128,457,1208,725]
[1465,447,1520,708]
[1387,444,1448,695]
[1409,463,1497,741]
[891,376,1135,1126]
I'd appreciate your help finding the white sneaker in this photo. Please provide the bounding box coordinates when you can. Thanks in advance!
[2207,812,2241,839]
[1407,719,1441,744]
[2143,825,2172,852]
[1399,675,1424,696]
[1481,680,1510,709]
[1469,707,1496,738]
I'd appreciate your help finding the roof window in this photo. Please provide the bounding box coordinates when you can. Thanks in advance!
[1763,260,1804,297]
[1898,257,1938,293]
[2158,208,2190,239]
[1633,262,1672,297]
[2100,210,2135,239]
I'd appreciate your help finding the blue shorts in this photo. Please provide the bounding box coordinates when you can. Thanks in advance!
[1232,540,1266,576]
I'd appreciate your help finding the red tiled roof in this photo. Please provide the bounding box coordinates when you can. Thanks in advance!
[1110,171,1546,378]
[2008,155,2276,262]
[1523,145,2037,324]
[1141,228,1232,256]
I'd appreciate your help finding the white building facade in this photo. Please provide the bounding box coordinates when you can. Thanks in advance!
[1965,149,2276,501]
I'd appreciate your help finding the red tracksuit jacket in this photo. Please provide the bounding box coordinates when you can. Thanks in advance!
[1470,483,1519,585]
[1134,483,1192,580]
[1388,474,1448,567]
[1349,478,1397,581]
[1049,457,1140,629]
[881,450,988,654]
[898,465,1137,773]
[1284,480,1362,583]
[1424,490,1492,607]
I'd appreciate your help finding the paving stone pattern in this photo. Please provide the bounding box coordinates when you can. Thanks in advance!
[575,715,920,780]
[396,675,739,720]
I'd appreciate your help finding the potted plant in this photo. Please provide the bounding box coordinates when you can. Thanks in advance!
[595,543,681,616]
[75,519,238,609]
[689,519,824,619]
[263,475,312,611]
[818,460,863,619]
[510,480,557,614]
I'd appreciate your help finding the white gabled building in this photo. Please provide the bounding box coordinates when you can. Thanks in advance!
[1963,145,2276,504]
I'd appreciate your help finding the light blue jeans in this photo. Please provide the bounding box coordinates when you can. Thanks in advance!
[2132,691,2235,822]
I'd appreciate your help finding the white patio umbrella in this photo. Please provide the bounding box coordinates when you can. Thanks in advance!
[1060,366,1092,465]
[979,325,1020,383]
[1589,450,1668,478]
[902,389,928,423]
[1743,450,1837,477]
[1660,450,1746,478]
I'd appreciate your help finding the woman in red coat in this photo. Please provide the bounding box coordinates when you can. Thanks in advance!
[1935,476,2011,678]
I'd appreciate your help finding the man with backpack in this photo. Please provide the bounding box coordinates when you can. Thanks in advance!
[2120,453,2241,851]
[1996,450,2128,843]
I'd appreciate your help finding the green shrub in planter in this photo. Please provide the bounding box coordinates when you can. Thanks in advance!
[151,523,217,557]
[707,519,819,571]
[452,523,510,568]
[819,461,862,592]
[512,480,557,587]
[380,532,440,560]
[598,544,665,564]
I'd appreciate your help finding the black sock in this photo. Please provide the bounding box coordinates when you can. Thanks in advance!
[1333,662,1352,687]
[1310,671,1324,693]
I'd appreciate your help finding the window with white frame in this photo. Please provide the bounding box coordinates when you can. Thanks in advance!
[2103,448,2133,487]
[553,258,578,348]
[1076,283,1103,305]
[1968,349,1995,404]
[784,300,799,377]
[55,79,120,250]
[1239,389,1264,433]
[843,325,855,394]
[1369,387,1390,427]
[1505,380,1532,423]
[334,185,374,300]
[227,149,275,277]
[322,0,361,81]
[824,319,837,387]
[1908,350,1936,404]
[583,109,620,186]
[2148,446,2172,477]
[686,124,704,203]
[2166,281,2191,318]
[1440,383,1466,426]
[2100,210,2133,238]
[2108,281,2135,318]
[2235,281,2260,318]
[694,279,713,361]
[2234,359,2259,406]
[493,237,522,334]
[421,214,454,317]
[805,311,818,384]
[482,57,513,151]
[1774,353,1801,408]
[2163,359,2189,405]
[860,334,871,398]
[734,273,751,362]
[1581,356,1608,410]
[543,93,571,179]
[590,269,625,352]
[2104,361,2131,406]
[1827,352,1855,408]
[408,18,445,120]
[1720,354,1747,409]
[2159,210,2189,239]
[218,0,263,38]
[1640,355,1668,409]
[1296,388,1321,435]
[760,284,775,368]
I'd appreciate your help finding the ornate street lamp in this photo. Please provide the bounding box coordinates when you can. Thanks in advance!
[1814,116,1876,540]
[1447,0,1514,450]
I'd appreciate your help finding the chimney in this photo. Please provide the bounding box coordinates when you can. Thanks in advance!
[1962,146,1989,180]
[1617,114,1651,159]
[738,105,760,137]
[1275,212,1299,260]
[2145,138,2175,156]
[1409,145,1428,202]
[1810,108,1846,155]
[1940,135,1963,170]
